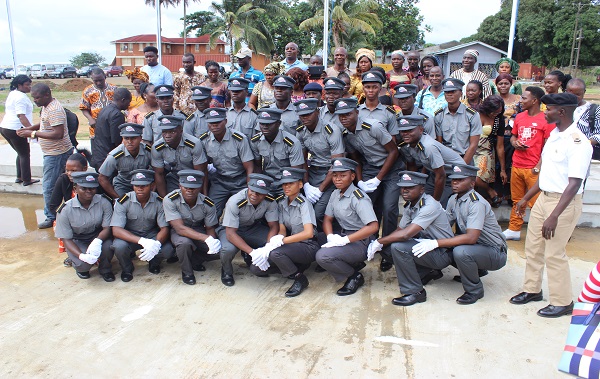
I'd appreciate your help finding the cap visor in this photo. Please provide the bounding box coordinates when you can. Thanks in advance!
[397,182,419,187]
[248,185,269,194]
[131,180,152,186]
[191,95,210,100]
[334,109,354,115]
[329,167,353,172]
[180,182,202,188]
[258,119,277,124]
[447,174,470,179]
[76,182,99,188]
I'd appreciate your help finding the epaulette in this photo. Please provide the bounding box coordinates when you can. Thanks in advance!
[571,133,582,144]
[117,194,129,204]
[361,122,372,130]
[199,132,209,141]
[102,194,113,203]
[237,198,248,208]
[416,142,424,151]
[155,142,166,151]
[434,108,444,116]
[265,194,276,202]
[184,138,196,148]
[168,191,180,200]
[386,105,396,114]
[422,114,429,122]
[403,200,410,208]
[203,196,215,207]
[144,144,152,152]
[186,113,194,121]
[232,132,244,141]
[145,111,154,119]
[324,124,333,135]
[419,197,425,207]
[283,136,294,147]
[274,194,285,202]
[113,150,125,159]
[342,128,348,135]
[251,133,262,142]
[295,195,305,204]
[398,141,407,147]
[250,108,258,114]
[353,188,364,199]
[296,124,305,132]
[157,196,163,202]
[465,107,476,115]
[57,202,66,213]
[469,192,479,202]
[180,111,189,119]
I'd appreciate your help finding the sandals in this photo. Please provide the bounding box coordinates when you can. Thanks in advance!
[23,179,40,186]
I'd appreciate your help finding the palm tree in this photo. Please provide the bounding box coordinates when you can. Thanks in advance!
[145,0,201,56]
[145,0,181,62]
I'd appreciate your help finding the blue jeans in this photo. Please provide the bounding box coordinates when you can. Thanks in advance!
[43,149,72,220]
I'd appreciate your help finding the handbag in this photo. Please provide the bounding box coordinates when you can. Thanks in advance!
[558,302,600,378]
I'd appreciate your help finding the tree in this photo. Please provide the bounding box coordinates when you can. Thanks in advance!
[260,0,316,57]
[183,11,222,37]
[70,52,105,68]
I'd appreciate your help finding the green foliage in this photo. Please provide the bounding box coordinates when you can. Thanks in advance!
[182,11,222,37]
[261,0,317,56]
[70,52,105,68]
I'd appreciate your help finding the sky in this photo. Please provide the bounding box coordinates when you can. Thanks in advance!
[0,0,502,67]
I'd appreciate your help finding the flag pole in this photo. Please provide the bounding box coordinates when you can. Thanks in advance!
[6,0,17,72]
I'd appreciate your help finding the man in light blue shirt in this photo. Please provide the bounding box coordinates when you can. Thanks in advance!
[229,48,265,103]
[141,46,173,86]
[281,42,308,73]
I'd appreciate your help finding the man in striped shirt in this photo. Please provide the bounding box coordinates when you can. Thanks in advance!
[450,49,492,100]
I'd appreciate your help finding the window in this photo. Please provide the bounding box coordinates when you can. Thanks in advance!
[120,43,128,52]
[219,45,223,53]
[122,58,132,67]
[129,43,133,51]
[135,58,144,66]
[195,44,199,52]
[139,43,144,51]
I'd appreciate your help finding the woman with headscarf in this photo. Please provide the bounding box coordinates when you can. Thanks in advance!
[491,58,521,95]
[386,50,411,91]
[124,67,149,110]
[414,55,439,90]
[249,62,285,109]
[126,83,158,124]
[350,48,375,99]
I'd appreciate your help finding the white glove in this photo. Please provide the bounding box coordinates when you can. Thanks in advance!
[322,234,350,248]
[204,236,222,254]
[78,253,97,264]
[140,240,161,261]
[363,177,381,193]
[303,183,323,204]
[357,180,368,192]
[367,239,384,261]
[86,238,103,258]
[251,248,270,271]
[138,237,155,252]
[207,163,217,174]
[267,234,285,249]
[412,239,439,258]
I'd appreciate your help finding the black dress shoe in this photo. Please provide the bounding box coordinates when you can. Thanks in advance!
[285,274,309,297]
[121,272,133,282]
[337,273,365,296]
[456,292,483,305]
[15,178,23,184]
[510,291,543,305]
[352,261,367,271]
[314,264,326,272]
[182,274,196,285]
[421,269,443,285]
[221,269,235,287]
[148,265,161,274]
[392,289,427,306]
[380,258,393,272]
[537,302,574,318]
[453,269,489,283]
[166,256,179,264]
[38,218,54,229]
[22,179,40,186]
[192,263,206,272]
[102,273,116,282]
[241,252,253,267]
[76,271,90,279]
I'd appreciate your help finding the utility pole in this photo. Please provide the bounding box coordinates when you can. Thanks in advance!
[6,0,17,72]
[574,28,583,77]
[568,2,584,75]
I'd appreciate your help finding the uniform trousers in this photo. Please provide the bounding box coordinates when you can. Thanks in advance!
[522,192,582,306]
[112,237,175,273]
[316,236,370,282]
[307,166,335,230]
[165,172,181,194]
[250,239,320,277]
[362,163,401,237]
[218,223,270,275]
[453,244,506,297]
[66,239,114,274]
[209,173,247,218]
[390,239,453,295]
[170,228,212,276]
[112,176,133,198]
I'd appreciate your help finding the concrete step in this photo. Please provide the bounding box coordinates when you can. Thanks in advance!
[0,175,43,195]
[583,165,600,205]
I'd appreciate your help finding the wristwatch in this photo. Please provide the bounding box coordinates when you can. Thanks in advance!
[30,131,37,139]
[533,167,540,173]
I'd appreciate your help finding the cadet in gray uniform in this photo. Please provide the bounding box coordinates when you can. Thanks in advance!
[110,169,174,282]
[142,84,191,144]
[98,123,152,199]
[412,164,507,304]
[218,174,279,286]
[294,98,345,228]
[319,77,345,130]
[227,78,258,138]
[250,168,320,297]
[315,158,379,296]
[250,108,305,193]
[163,170,222,285]
[151,115,208,197]
[398,114,464,207]
[434,79,482,164]
[394,84,435,138]
[268,75,300,135]
[199,107,254,216]
[368,171,454,306]
[54,172,115,282]
[183,86,212,137]
[358,71,399,138]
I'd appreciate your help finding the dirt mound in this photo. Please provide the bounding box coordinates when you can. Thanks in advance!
[59,78,92,92]
[33,80,58,90]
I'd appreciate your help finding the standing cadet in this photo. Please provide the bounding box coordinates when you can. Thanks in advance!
[163,170,222,285]
[367,171,454,306]
[394,84,435,138]
[227,77,258,139]
[54,172,115,281]
[142,85,191,144]
[98,123,152,199]
[358,71,399,138]
[294,98,345,228]
[151,115,208,197]
[412,164,507,304]
[250,108,305,192]
[183,86,212,137]
[110,169,174,282]
[268,75,300,135]
[315,158,379,296]
[250,168,320,297]
[320,77,346,130]
[398,115,464,207]
[218,174,279,286]
[434,79,482,164]
[200,107,254,216]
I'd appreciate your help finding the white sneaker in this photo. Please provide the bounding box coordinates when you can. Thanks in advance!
[503,229,521,241]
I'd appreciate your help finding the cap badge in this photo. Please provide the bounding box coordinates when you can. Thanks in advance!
[338,101,347,107]
[447,81,454,87]
[135,173,146,179]
[398,87,407,92]
[125,125,135,132]
[326,80,334,85]
[366,73,375,78]
[85,175,95,182]
[453,166,462,172]
[209,110,219,116]
[159,87,168,92]
[399,119,409,125]
[194,89,201,94]
[232,80,240,85]
[256,179,266,187]
[277,77,286,83]
[402,174,412,181]
[282,170,292,176]
[187,175,197,182]
[333,160,343,166]
[161,118,171,124]
[261,112,270,118]
[299,103,308,109]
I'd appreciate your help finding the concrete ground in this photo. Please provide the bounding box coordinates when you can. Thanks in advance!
[0,194,598,378]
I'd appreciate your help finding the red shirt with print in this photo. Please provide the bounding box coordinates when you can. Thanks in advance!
[511,112,555,168]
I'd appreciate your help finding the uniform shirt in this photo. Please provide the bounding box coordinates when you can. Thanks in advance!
[268,102,299,135]
[227,105,258,138]
[399,134,464,171]
[446,189,507,249]
[358,103,399,136]
[173,71,205,115]
[54,194,113,242]
[278,194,316,236]
[343,117,392,167]
[408,106,435,138]
[250,130,305,179]
[229,66,265,102]
[99,143,152,182]
[91,103,126,169]
[199,128,254,177]
[399,193,454,240]
[183,109,208,138]
[434,103,482,156]
[151,132,207,173]
[142,109,190,143]
[319,106,343,131]
[295,119,345,168]
[163,190,218,230]
[539,122,593,194]
[415,86,447,115]
[110,191,168,237]
[141,64,173,86]
[325,183,377,232]
[222,189,279,230]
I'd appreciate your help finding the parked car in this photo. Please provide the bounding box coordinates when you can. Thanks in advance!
[31,63,57,79]
[76,65,100,78]
[6,65,32,79]
[103,66,123,77]
[0,68,9,79]
[52,66,77,79]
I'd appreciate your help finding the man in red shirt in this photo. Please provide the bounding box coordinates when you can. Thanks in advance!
[503,86,554,240]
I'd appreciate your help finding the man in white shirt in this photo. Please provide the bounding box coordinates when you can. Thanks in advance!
[141,46,173,86]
